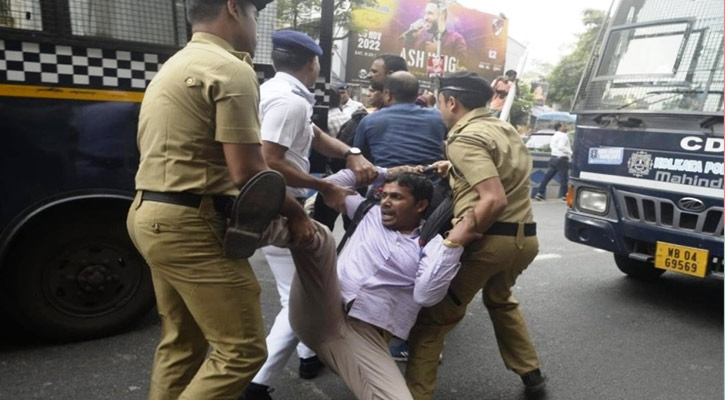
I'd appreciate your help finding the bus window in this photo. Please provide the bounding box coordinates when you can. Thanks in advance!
[68,0,187,46]
[0,0,43,30]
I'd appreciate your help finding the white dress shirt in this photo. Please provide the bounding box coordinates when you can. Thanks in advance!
[550,131,573,159]
[341,99,364,116]
[259,72,316,198]
[327,168,464,339]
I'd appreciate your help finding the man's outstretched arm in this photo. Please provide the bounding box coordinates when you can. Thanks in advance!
[323,167,387,216]
[413,234,465,307]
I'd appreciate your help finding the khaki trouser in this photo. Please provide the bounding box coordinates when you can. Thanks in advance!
[405,225,541,400]
[127,192,332,400]
[127,192,267,400]
[287,221,414,400]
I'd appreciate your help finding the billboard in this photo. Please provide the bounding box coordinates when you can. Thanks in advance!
[531,82,549,106]
[346,0,508,86]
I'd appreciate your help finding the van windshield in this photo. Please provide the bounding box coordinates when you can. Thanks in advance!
[574,0,724,115]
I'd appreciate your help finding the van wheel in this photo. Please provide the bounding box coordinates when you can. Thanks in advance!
[4,214,154,341]
[614,255,665,281]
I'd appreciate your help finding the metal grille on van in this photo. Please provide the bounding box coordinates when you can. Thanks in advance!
[616,190,724,236]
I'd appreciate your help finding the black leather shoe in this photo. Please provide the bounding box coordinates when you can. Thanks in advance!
[223,170,286,259]
[521,368,547,393]
[240,382,273,400]
[298,355,324,380]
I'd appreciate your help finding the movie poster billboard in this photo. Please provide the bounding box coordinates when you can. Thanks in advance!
[531,82,549,106]
[346,0,508,86]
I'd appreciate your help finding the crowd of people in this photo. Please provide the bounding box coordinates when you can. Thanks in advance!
[126,1,546,399]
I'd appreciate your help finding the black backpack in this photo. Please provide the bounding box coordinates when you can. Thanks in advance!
[337,108,368,147]
[337,178,453,253]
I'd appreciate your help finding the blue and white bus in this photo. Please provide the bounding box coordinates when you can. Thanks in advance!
[565,0,723,280]
[0,0,335,340]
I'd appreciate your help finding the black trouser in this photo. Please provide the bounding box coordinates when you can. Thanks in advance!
[537,156,569,198]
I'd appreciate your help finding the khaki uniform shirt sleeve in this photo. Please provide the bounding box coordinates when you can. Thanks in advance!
[448,134,498,187]
[210,63,260,144]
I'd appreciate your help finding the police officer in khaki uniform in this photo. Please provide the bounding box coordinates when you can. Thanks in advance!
[405,72,546,399]
[126,1,318,399]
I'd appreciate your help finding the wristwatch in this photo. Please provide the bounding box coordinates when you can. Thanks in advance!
[344,147,362,158]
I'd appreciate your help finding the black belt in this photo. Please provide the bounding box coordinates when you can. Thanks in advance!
[485,221,536,237]
[141,191,234,217]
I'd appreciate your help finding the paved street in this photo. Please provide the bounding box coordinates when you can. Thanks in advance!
[1,201,722,400]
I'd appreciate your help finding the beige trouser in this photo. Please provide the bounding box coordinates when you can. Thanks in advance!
[287,220,414,400]
[405,225,541,400]
[127,192,334,400]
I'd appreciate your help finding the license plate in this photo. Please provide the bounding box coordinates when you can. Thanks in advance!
[654,242,708,278]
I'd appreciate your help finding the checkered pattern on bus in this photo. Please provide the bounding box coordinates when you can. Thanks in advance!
[1,38,330,105]
[0,39,165,90]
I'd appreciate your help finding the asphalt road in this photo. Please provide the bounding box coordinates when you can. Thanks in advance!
[1,200,722,400]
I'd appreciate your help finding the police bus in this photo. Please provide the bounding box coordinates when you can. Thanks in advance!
[565,0,724,280]
[0,0,334,340]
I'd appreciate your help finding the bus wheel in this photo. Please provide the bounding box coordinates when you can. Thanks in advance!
[614,255,665,281]
[4,213,154,342]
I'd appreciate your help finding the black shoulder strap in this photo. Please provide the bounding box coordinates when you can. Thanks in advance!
[336,198,379,254]
[419,194,453,246]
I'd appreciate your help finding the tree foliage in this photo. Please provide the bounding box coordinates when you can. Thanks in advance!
[545,9,605,109]
[0,0,14,27]
[510,81,535,128]
[276,0,377,40]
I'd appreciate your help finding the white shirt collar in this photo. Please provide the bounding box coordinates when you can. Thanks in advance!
[274,72,316,106]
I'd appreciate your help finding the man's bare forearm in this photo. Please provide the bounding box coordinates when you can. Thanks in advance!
[313,126,349,159]
[279,193,308,220]
[268,157,331,192]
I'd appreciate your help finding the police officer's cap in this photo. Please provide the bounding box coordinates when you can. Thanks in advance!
[272,30,323,57]
[333,82,350,91]
[438,71,491,96]
[250,0,274,11]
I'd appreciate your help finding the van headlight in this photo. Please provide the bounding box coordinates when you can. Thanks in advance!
[578,189,608,214]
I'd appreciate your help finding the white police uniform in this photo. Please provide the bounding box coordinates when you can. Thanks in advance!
[251,30,323,389]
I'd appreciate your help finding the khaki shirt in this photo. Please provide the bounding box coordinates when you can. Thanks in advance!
[446,108,534,224]
[135,32,261,196]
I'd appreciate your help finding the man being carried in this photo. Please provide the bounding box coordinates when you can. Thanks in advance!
[243,29,376,400]
[283,167,474,400]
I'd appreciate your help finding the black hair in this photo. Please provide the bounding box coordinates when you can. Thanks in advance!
[377,54,408,73]
[384,172,434,205]
[271,48,316,72]
[384,74,419,103]
[329,88,341,108]
[440,86,492,110]
[554,122,563,131]
[505,69,517,77]
[186,0,249,24]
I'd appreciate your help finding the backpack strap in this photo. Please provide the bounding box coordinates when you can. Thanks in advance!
[419,194,453,246]
[337,197,379,254]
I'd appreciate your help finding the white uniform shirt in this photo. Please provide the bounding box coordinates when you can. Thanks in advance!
[550,131,573,159]
[341,99,364,116]
[260,72,317,198]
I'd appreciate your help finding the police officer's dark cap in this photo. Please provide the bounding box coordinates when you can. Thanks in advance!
[272,30,323,57]
[250,0,273,11]
[333,82,350,91]
[438,72,490,95]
